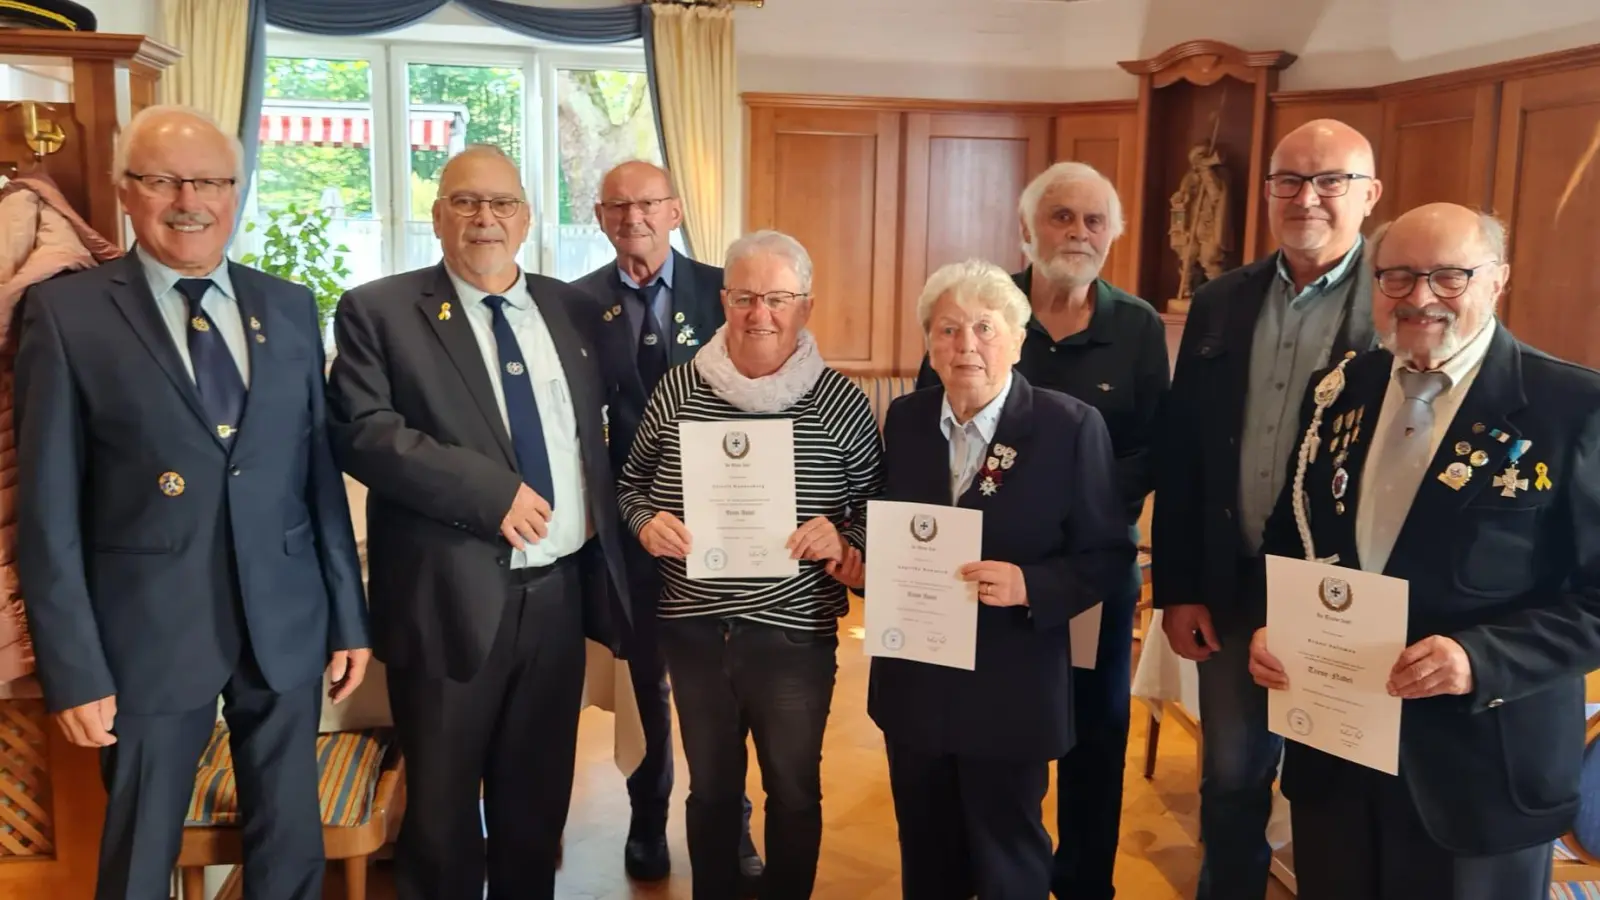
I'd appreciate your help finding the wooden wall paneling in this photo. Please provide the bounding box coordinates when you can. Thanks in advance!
[1054,105,1140,291]
[746,106,901,375]
[1377,84,1499,224]
[1491,64,1600,367]
[898,112,1052,373]
[1260,90,1384,257]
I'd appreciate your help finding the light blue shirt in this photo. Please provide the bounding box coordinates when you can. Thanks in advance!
[136,246,250,386]
[939,371,1014,502]
[617,251,675,342]
[447,267,589,568]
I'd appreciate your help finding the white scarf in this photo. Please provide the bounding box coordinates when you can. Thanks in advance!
[693,324,828,413]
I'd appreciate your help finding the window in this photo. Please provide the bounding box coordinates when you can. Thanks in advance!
[234,37,673,296]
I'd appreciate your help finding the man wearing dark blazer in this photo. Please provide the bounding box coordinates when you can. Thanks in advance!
[1151,118,1381,899]
[14,105,370,900]
[1250,202,1600,899]
[570,160,757,885]
[326,144,633,900]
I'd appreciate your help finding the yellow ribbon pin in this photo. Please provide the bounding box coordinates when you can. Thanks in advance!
[1534,462,1553,491]
[438,301,452,321]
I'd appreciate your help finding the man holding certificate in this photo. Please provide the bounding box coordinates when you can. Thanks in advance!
[617,230,884,900]
[862,259,1133,899]
[1250,202,1600,900]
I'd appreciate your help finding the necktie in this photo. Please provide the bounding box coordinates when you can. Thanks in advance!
[1395,368,1452,438]
[484,295,556,507]
[175,278,245,442]
[635,281,669,392]
[1359,367,1452,572]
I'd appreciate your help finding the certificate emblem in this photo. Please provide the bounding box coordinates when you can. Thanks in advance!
[723,430,750,459]
[1319,576,1353,613]
[1287,707,1313,735]
[704,548,728,571]
[909,514,938,543]
[882,628,905,650]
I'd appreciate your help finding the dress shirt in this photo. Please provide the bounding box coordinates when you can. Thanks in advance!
[617,251,675,344]
[447,267,588,568]
[939,371,1014,503]
[1355,318,1498,573]
[137,245,250,387]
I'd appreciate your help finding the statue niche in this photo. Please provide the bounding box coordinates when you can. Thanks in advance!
[1168,139,1232,311]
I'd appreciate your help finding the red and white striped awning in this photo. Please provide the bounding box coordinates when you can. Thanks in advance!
[258,107,459,151]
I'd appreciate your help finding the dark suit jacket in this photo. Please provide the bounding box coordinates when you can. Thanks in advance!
[1261,324,1600,855]
[571,249,724,618]
[867,372,1135,761]
[325,265,632,681]
[14,254,368,715]
[1152,250,1375,622]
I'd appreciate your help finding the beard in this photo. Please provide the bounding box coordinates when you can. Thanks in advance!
[1378,300,1484,366]
[1025,240,1102,289]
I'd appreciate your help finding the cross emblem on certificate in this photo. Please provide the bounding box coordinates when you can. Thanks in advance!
[1494,463,1529,497]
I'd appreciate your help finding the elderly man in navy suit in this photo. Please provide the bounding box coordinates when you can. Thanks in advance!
[14,104,370,900]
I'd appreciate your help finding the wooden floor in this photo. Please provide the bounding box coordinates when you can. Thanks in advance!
[323,602,1293,899]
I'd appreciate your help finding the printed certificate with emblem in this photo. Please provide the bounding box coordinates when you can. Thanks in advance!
[1265,555,1409,775]
[679,419,799,580]
[862,500,983,671]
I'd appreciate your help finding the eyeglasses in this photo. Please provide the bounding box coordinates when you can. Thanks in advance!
[725,290,809,311]
[599,197,674,217]
[1373,263,1499,300]
[124,172,237,198]
[445,194,525,218]
[1264,172,1373,199]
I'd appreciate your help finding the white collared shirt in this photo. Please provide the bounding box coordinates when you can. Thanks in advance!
[939,371,1014,503]
[1355,318,1499,572]
[136,246,250,386]
[447,267,588,568]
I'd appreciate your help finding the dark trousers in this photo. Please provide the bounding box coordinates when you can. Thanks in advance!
[1194,610,1283,900]
[96,648,324,900]
[887,741,1053,900]
[388,561,587,900]
[659,616,836,900]
[1292,763,1553,900]
[1052,560,1139,900]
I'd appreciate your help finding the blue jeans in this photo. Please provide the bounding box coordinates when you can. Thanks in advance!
[1194,613,1283,900]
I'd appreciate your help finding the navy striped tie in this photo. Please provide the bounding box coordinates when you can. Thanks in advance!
[175,278,245,442]
[483,295,556,506]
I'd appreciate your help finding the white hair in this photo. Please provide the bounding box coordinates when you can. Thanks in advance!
[1017,160,1124,241]
[1368,211,1509,262]
[917,258,1030,336]
[724,229,814,293]
[111,104,245,187]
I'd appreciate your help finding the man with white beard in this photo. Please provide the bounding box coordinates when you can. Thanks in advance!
[913,160,1168,899]
[1247,201,1600,900]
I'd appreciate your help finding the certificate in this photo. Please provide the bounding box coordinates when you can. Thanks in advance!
[1265,555,1409,775]
[863,500,982,671]
[679,420,799,580]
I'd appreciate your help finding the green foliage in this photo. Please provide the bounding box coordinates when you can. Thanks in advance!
[264,57,371,102]
[239,205,352,330]
[257,145,373,216]
[406,63,525,181]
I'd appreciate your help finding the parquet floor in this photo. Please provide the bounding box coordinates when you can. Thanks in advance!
[324,602,1293,899]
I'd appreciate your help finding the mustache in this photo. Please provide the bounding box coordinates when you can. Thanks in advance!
[164,211,213,227]
[1394,302,1457,324]
[465,227,504,242]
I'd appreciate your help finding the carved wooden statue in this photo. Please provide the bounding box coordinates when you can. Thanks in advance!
[1169,141,1232,305]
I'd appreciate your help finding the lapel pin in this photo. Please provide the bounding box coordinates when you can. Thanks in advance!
[249,316,261,331]
[675,311,686,324]
[1472,422,1487,434]
[1334,412,1347,434]
[1438,461,1472,491]
[1469,450,1489,467]
[191,316,211,332]
[1335,500,1346,515]
[676,332,687,344]
[1331,467,1349,499]
[158,471,185,497]
[1534,462,1553,491]
[439,301,452,321]
[506,362,525,376]
[255,333,266,343]
[1510,439,1531,462]
[644,333,659,346]
[1356,406,1365,426]
[1455,440,1471,456]
[1494,464,1529,497]
[1098,383,1114,392]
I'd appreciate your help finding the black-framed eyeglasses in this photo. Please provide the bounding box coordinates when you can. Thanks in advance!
[445,194,525,218]
[124,172,238,198]
[1373,263,1499,300]
[599,197,674,217]
[1264,172,1372,199]
[725,290,809,311]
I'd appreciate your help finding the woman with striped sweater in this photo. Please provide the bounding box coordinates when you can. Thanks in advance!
[618,230,884,900]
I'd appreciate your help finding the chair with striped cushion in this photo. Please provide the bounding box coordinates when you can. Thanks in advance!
[177,722,404,900]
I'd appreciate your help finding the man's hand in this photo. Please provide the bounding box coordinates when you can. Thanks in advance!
[640,511,692,558]
[327,648,373,703]
[1248,627,1289,690]
[1163,603,1220,662]
[826,545,865,590]
[501,484,551,550]
[787,517,844,562]
[55,695,117,747]
[958,560,1028,607]
[1388,635,1474,699]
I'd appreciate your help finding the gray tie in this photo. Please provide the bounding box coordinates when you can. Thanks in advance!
[1395,368,1451,439]
[1357,366,1453,573]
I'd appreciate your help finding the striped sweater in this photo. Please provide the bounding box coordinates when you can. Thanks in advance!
[618,362,885,633]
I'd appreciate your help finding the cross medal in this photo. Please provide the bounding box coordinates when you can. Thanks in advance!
[1494,463,1529,497]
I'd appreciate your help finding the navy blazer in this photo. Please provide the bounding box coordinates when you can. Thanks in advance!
[1262,324,1600,855]
[14,254,368,715]
[867,372,1134,761]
